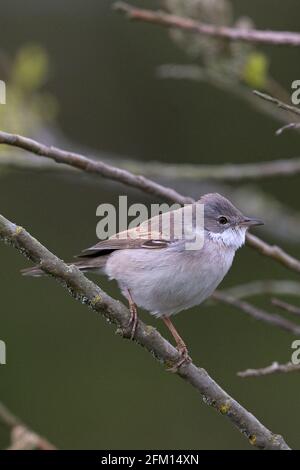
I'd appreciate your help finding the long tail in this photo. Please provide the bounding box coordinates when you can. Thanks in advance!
[21,258,107,277]
[21,266,47,277]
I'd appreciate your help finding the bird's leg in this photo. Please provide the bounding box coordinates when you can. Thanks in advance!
[162,316,192,371]
[125,289,138,340]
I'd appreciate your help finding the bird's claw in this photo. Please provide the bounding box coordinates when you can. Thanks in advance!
[167,344,192,373]
[124,305,138,340]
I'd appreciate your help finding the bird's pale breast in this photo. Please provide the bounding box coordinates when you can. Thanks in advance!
[105,238,235,317]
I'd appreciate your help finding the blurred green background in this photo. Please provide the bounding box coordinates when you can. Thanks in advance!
[1,0,300,450]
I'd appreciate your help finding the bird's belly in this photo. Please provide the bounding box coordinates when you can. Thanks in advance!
[105,244,234,317]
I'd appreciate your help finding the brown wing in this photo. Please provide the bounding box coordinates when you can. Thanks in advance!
[77,237,170,258]
[76,209,185,258]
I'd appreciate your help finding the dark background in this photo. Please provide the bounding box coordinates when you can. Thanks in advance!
[0,0,300,450]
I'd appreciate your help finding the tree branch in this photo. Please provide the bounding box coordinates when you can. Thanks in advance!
[3,147,300,243]
[0,130,300,276]
[0,131,191,206]
[238,362,300,378]
[220,280,300,300]
[0,213,290,450]
[276,123,300,136]
[272,298,300,317]
[158,64,300,134]
[116,156,300,181]
[253,91,300,135]
[115,2,300,47]
[253,91,300,117]
[213,292,300,335]
[4,135,300,182]
[246,233,300,274]
[0,401,56,450]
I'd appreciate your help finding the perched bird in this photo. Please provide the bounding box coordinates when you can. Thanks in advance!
[22,193,263,369]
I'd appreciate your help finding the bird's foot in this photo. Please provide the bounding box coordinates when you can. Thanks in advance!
[125,301,138,340]
[167,343,192,373]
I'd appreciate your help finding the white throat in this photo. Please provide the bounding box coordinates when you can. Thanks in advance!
[208,226,247,250]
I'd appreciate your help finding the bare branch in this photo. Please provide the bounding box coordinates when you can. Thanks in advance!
[3,148,300,243]
[116,156,300,181]
[4,137,300,182]
[220,280,300,300]
[253,91,300,136]
[0,213,290,450]
[272,298,300,317]
[159,65,300,133]
[0,131,191,206]
[238,362,300,378]
[0,157,291,243]
[253,91,300,117]
[276,123,300,136]
[213,292,300,335]
[115,2,300,47]
[246,233,300,275]
[0,401,56,450]
[1,130,300,275]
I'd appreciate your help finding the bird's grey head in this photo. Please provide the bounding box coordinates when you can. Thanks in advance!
[198,193,263,249]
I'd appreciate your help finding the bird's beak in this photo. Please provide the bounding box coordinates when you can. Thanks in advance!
[240,217,264,227]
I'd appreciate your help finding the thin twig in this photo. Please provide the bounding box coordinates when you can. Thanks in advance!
[0,402,20,429]
[3,146,300,243]
[238,362,300,378]
[4,138,300,182]
[0,131,191,206]
[254,91,300,136]
[159,64,299,132]
[220,280,300,300]
[213,292,300,335]
[0,401,56,450]
[116,156,300,181]
[115,2,300,47]
[0,130,300,276]
[0,213,290,450]
[276,123,300,136]
[272,298,300,316]
[246,233,300,275]
[253,91,300,117]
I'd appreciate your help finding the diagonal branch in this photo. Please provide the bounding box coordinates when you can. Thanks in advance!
[238,362,300,378]
[0,130,300,276]
[0,401,56,450]
[158,64,300,131]
[253,91,300,117]
[272,298,300,317]
[115,156,300,181]
[212,292,300,335]
[220,280,300,300]
[0,213,290,450]
[246,233,300,274]
[253,91,300,135]
[0,131,191,206]
[276,123,300,136]
[115,2,300,47]
[4,136,300,182]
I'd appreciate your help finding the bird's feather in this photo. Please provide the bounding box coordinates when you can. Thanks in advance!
[76,209,186,257]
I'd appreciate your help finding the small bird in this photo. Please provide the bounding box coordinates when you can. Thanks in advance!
[22,193,263,369]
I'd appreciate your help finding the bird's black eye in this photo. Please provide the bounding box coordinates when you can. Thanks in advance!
[218,216,228,225]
